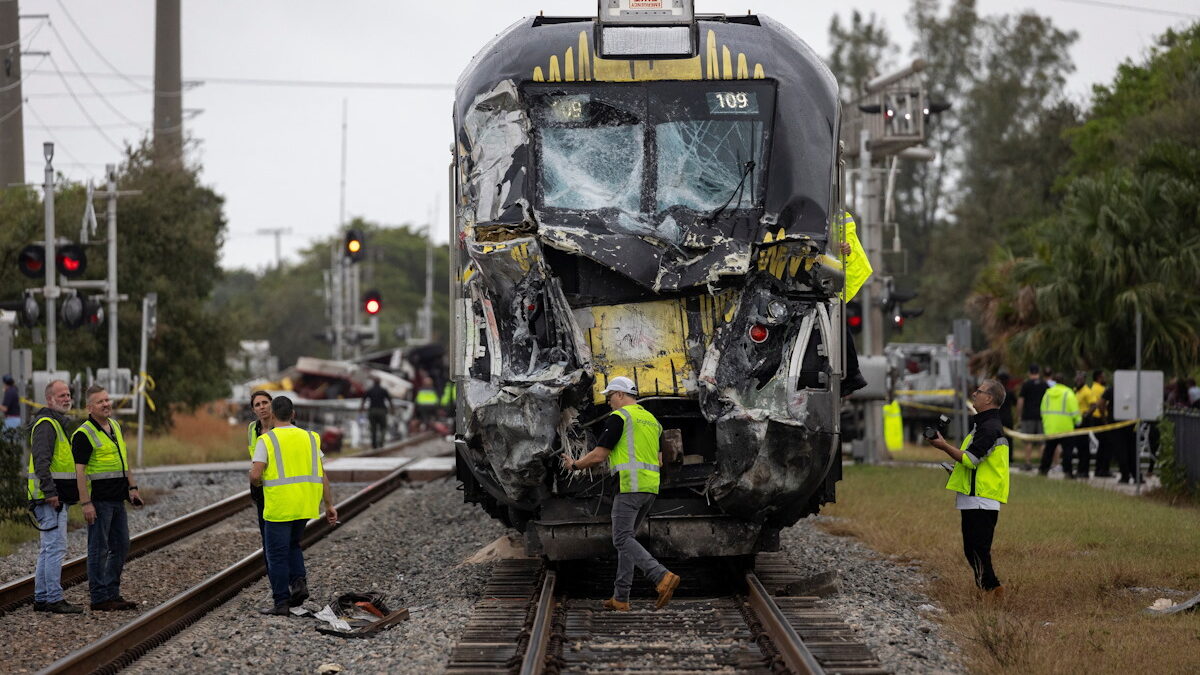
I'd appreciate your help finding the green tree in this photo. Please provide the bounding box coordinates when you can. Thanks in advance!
[971,23,1200,374]
[0,143,233,425]
[827,10,897,101]
[212,220,451,371]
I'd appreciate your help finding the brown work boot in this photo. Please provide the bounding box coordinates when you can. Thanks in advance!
[601,597,630,611]
[655,571,681,609]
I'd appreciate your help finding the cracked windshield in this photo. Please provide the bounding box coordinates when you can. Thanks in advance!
[531,84,771,224]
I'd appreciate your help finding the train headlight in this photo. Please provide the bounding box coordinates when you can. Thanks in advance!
[597,0,697,58]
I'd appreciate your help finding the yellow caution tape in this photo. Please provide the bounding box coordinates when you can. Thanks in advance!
[896,400,958,415]
[1002,419,1138,442]
[137,372,157,413]
[895,389,959,397]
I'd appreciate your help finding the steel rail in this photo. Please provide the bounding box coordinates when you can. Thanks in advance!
[353,430,438,458]
[0,490,251,617]
[40,464,415,675]
[745,571,826,675]
[518,570,558,675]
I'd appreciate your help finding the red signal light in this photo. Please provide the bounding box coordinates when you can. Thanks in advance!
[18,245,45,278]
[362,288,382,316]
[748,324,769,343]
[56,244,88,278]
[847,315,863,328]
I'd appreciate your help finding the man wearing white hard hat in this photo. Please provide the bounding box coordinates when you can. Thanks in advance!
[562,376,681,611]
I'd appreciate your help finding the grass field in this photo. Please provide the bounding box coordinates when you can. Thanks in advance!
[822,464,1200,674]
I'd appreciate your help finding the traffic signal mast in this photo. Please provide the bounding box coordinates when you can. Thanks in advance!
[840,60,949,463]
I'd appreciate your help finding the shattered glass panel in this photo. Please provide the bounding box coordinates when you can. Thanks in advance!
[540,126,644,212]
[656,120,763,212]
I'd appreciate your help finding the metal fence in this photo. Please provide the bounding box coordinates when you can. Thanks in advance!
[1165,409,1200,490]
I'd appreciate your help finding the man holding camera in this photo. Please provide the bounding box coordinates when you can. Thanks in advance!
[926,379,1009,598]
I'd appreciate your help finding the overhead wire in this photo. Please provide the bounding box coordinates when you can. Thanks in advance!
[46,20,147,131]
[24,102,90,169]
[45,54,124,153]
[0,53,47,93]
[1046,0,1200,19]
[33,70,454,91]
[53,0,152,92]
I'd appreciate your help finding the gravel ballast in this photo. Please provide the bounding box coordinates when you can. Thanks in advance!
[780,514,965,675]
[0,470,248,586]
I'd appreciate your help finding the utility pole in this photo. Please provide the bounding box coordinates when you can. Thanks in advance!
[0,0,25,187]
[256,227,292,268]
[43,143,58,371]
[153,0,183,168]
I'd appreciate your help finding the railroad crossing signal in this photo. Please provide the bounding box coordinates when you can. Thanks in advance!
[56,243,88,278]
[0,293,40,326]
[846,300,863,335]
[362,289,382,316]
[62,294,104,329]
[345,229,365,262]
[18,245,46,278]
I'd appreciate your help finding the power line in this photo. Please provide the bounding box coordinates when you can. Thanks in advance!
[0,53,47,93]
[46,21,147,131]
[1047,0,1200,19]
[23,102,90,168]
[53,0,152,92]
[31,70,454,91]
[46,55,124,153]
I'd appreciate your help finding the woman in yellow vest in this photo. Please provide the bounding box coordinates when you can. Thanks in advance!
[248,390,275,561]
[561,376,681,611]
[249,396,338,615]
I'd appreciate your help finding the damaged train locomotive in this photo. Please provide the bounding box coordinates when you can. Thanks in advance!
[451,7,848,560]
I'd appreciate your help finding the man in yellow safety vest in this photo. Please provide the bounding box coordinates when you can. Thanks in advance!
[927,378,1010,598]
[833,211,872,396]
[27,379,84,614]
[1038,373,1082,477]
[249,396,338,615]
[561,376,681,611]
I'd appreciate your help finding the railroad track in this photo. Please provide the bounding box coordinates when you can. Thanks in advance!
[37,458,426,675]
[1,431,439,621]
[0,490,252,618]
[447,554,888,674]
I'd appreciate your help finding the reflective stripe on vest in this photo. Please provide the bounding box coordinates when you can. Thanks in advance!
[74,419,129,481]
[416,389,439,405]
[608,405,662,494]
[261,427,324,522]
[27,416,76,499]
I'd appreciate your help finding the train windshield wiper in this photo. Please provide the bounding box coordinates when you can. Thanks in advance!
[702,160,755,227]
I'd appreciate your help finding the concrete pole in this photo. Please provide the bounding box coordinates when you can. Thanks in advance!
[43,143,57,371]
[106,165,119,392]
[331,245,343,360]
[0,0,25,187]
[857,130,885,463]
[153,0,183,168]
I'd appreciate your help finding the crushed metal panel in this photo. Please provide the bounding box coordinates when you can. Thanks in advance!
[580,299,697,403]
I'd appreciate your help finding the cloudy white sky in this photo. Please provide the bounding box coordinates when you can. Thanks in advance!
[12,0,1199,270]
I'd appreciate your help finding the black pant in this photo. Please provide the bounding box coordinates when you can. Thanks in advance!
[1112,424,1137,481]
[1039,435,1074,475]
[961,508,1001,590]
[1072,419,1099,477]
[367,408,387,449]
[844,325,861,380]
[1094,420,1113,476]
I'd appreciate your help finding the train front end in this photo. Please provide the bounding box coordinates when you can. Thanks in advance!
[451,7,845,560]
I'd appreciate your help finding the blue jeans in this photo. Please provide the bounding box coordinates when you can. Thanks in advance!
[3,416,20,430]
[263,519,307,606]
[33,503,69,604]
[87,500,130,604]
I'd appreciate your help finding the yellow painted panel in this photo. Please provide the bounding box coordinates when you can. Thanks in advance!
[565,47,575,81]
[532,29,766,84]
[587,299,694,403]
[722,46,732,80]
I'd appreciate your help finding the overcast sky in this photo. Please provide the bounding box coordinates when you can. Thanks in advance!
[13,0,1199,271]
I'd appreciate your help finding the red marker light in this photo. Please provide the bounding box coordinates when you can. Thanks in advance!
[61,256,81,272]
[365,299,381,315]
[847,315,863,328]
[749,324,769,343]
